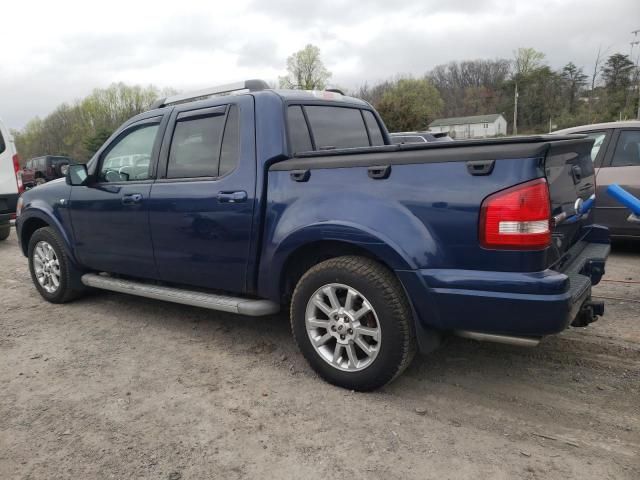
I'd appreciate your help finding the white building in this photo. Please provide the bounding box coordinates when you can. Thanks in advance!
[429,114,508,139]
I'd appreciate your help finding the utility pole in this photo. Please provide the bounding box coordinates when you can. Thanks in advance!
[513,82,518,136]
[634,29,640,120]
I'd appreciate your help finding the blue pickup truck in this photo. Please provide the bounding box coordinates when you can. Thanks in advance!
[15,80,610,390]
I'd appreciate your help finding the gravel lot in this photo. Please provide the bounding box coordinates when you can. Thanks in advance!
[1,229,639,479]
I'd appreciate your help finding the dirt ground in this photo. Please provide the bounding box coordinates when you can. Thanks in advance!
[0,229,638,480]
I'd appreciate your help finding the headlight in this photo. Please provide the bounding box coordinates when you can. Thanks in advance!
[16,197,23,217]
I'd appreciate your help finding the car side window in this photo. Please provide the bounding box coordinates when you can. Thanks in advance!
[610,130,640,167]
[0,130,5,154]
[304,106,370,150]
[583,131,607,163]
[362,110,385,146]
[219,105,240,177]
[99,123,159,183]
[167,113,226,179]
[287,106,313,154]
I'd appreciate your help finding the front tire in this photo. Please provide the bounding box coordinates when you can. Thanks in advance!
[291,256,416,391]
[28,227,84,303]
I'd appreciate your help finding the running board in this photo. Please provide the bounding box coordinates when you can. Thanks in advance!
[455,330,540,347]
[81,274,280,316]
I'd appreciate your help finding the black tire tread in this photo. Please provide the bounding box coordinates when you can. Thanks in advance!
[290,255,416,390]
[28,227,83,303]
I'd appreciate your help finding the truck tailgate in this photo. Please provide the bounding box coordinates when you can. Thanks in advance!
[544,138,596,266]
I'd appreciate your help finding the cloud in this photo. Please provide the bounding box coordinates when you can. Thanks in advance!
[1,0,638,130]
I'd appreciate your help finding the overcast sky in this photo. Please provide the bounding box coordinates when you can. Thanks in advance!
[1,0,639,130]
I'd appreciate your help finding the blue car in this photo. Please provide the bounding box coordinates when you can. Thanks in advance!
[15,80,609,390]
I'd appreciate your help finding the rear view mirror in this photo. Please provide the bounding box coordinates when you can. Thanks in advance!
[66,164,89,186]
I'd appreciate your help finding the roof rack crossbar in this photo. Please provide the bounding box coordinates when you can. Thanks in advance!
[150,79,269,109]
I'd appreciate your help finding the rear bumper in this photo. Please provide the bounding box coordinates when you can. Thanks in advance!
[0,193,18,221]
[398,241,610,348]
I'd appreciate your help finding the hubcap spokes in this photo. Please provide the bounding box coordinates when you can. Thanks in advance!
[305,283,381,372]
[34,241,60,294]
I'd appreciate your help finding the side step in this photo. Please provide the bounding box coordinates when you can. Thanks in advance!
[81,273,280,316]
[455,330,540,347]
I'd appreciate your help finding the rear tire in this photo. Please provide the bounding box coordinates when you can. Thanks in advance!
[0,223,10,241]
[28,227,84,303]
[291,256,416,391]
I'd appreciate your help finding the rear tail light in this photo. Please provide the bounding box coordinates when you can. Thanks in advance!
[12,154,24,194]
[480,178,551,250]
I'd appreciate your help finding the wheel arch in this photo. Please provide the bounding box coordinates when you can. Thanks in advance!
[18,209,76,263]
[265,224,442,355]
[261,222,416,304]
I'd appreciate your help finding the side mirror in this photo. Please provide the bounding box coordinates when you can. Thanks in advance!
[66,164,89,186]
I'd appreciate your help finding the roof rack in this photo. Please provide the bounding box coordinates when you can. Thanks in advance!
[150,79,270,109]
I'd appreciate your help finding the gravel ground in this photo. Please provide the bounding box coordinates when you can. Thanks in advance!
[1,229,639,479]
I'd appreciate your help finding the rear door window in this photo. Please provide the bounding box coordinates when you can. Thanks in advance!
[304,106,370,150]
[168,114,226,179]
[610,130,640,167]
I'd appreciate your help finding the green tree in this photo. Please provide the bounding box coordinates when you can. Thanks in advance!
[279,44,332,90]
[602,53,635,90]
[600,53,636,119]
[375,77,443,132]
[511,48,546,134]
[14,83,165,162]
[561,62,588,114]
[83,128,113,157]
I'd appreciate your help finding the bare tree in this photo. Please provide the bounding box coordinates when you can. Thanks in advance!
[588,45,609,123]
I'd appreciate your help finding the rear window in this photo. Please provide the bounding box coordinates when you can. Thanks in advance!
[304,106,370,150]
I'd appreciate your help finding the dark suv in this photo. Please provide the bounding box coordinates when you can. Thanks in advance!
[22,156,72,188]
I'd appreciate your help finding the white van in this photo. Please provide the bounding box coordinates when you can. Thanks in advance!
[0,117,22,241]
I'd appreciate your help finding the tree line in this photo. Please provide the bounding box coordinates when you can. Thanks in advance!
[13,83,174,163]
[13,45,639,162]
[356,47,639,133]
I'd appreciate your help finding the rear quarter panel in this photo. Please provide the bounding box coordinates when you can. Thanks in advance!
[259,157,546,301]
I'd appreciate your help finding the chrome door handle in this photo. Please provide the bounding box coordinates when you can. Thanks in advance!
[122,193,143,205]
[217,191,247,203]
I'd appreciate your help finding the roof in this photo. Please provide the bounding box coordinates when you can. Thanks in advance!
[429,114,504,127]
[552,120,640,134]
[148,87,369,114]
[268,89,370,107]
